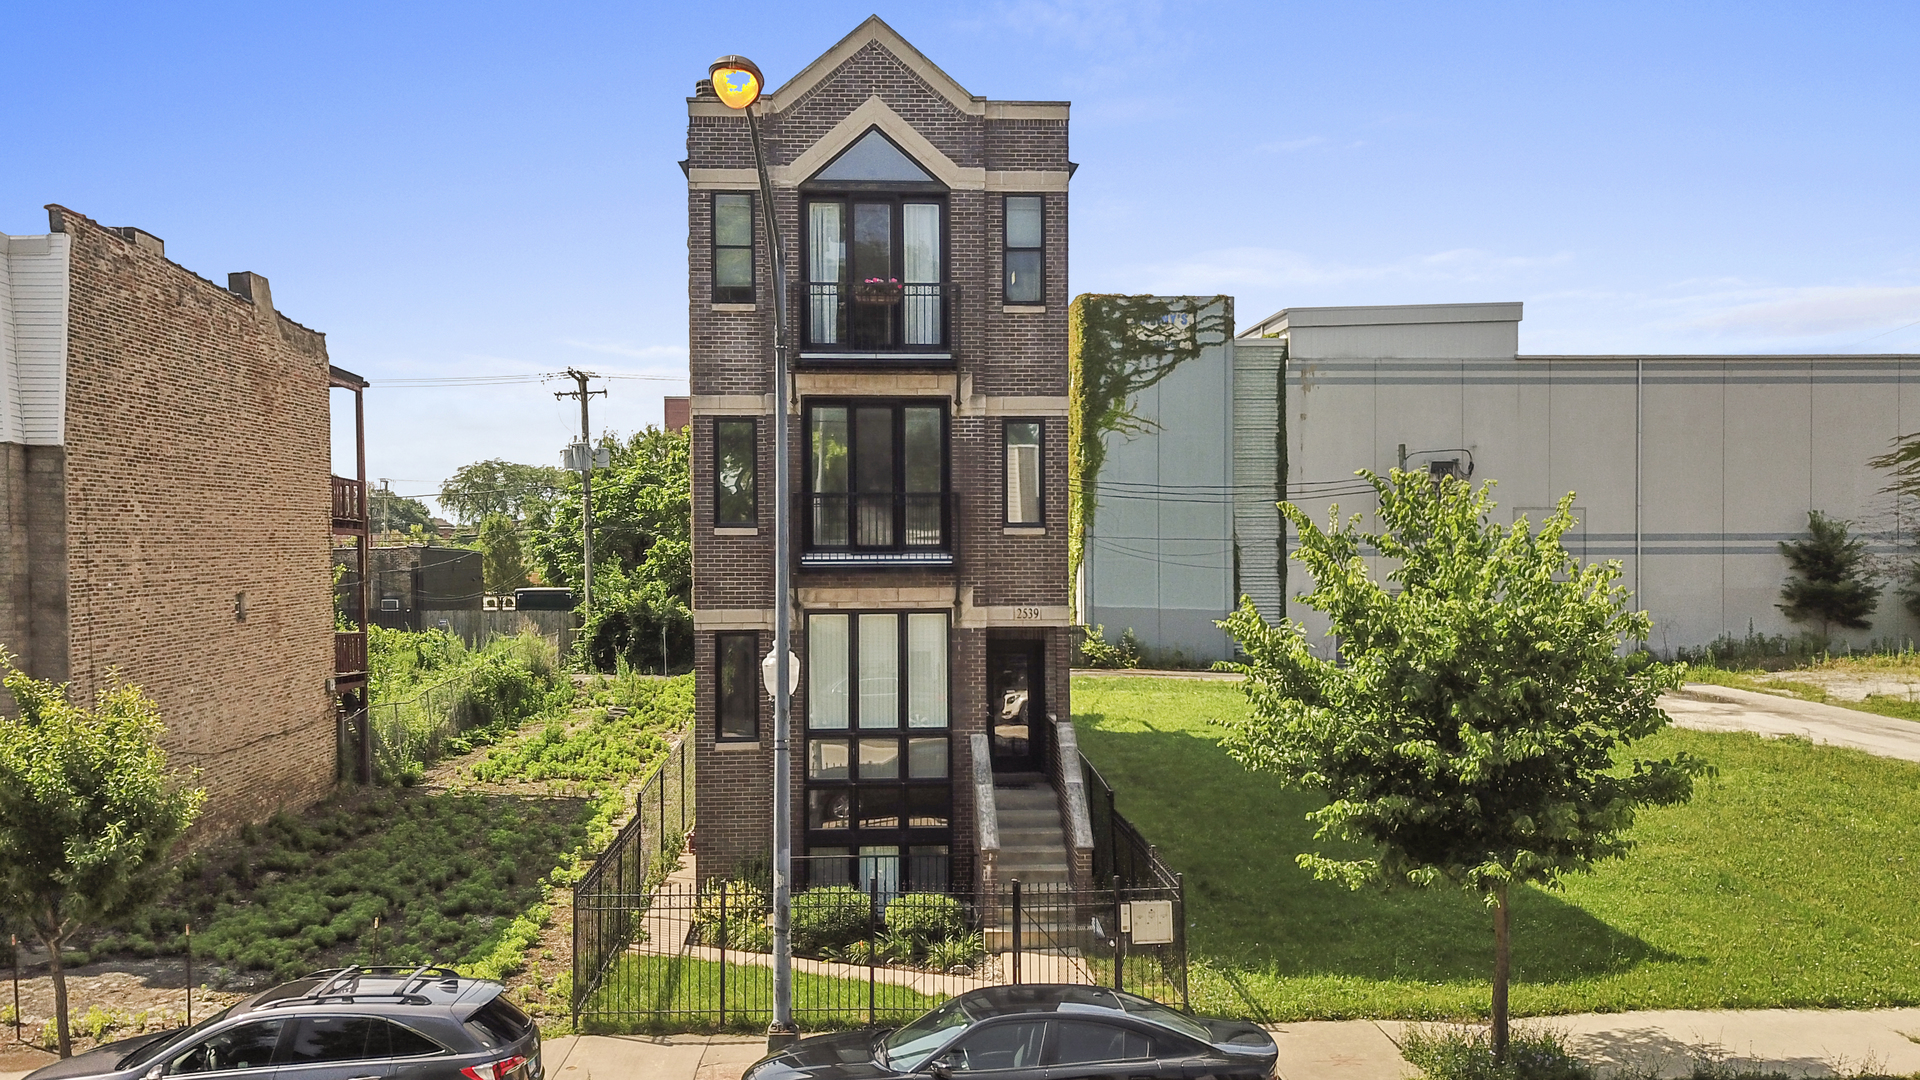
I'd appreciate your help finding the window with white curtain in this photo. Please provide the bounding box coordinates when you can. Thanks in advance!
[858,613,898,727]
[808,613,849,729]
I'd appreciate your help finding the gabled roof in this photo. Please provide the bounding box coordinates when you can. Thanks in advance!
[767,15,982,115]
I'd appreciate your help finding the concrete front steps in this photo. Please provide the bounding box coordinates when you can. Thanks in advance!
[984,780,1084,953]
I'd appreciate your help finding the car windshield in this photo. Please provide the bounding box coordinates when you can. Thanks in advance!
[879,998,973,1071]
[1115,993,1213,1044]
[119,1006,237,1070]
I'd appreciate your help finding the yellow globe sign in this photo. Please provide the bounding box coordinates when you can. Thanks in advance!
[709,55,763,110]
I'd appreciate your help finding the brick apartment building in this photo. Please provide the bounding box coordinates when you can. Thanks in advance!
[688,18,1080,893]
[0,205,371,834]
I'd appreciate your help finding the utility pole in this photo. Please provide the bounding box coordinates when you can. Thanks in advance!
[555,370,607,616]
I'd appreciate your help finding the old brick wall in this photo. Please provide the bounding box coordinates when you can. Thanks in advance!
[687,29,1073,882]
[51,206,336,837]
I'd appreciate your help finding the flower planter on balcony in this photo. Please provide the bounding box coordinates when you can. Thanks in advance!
[852,280,903,305]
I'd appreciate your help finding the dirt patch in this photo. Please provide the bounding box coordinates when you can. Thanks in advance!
[0,955,245,1056]
[1756,669,1920,701]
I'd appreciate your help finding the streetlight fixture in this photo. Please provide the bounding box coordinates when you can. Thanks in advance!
[709,52,800,1051]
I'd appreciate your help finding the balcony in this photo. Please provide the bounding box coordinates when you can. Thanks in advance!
[335,630,368,682]
[331,475,367,532]
[802,492,953,568]
[801,283,952,363]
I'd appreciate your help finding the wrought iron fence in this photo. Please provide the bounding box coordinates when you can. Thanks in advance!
[1081,754,1178,890]
[572,734,693,1017]
[572,873,1185,1033]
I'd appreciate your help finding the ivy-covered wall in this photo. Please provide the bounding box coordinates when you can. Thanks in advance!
[1067,294,1233,620]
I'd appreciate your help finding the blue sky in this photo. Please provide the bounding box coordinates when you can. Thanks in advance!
[5,2,1916,509]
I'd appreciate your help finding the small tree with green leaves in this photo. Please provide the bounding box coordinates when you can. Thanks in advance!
[477,513,529,595]
[1776,511,1878,641]
[0,657,205,1057]
[1220,470,1705,1061]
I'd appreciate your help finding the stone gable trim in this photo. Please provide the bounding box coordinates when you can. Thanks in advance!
[786,97,984,190]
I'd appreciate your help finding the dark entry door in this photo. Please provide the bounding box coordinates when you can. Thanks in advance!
[987,641,1045,773]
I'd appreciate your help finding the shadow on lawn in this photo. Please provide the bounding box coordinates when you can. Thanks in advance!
[1075,716,1680,986]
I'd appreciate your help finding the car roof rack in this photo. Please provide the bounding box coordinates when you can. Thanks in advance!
[263,965,462,1009]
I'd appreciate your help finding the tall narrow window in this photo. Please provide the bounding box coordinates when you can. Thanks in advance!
[1004,196,1044,304]
[715,419,756,527]
[1005,420,1043,525]
[807,202,846,343]
[808,614,850,729]
[858,613,898,728]
[906,613,947,727]
[712,194,754,305]
[717,632,759,740]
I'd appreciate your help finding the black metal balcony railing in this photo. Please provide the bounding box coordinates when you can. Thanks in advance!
[801,282,952,357]
[802,491,953,567]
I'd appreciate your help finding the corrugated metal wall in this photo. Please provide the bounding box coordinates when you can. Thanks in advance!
[1231,339,1286,626]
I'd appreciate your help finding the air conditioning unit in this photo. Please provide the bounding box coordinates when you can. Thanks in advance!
[379,597,401,612]
[483,596,500,611]
[502,596,517,611]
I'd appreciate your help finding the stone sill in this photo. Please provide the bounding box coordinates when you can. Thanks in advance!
[711,303,758,313]
[1003,526,1047,536]
[1002,304,1047,314]
[714,526,759,536]
[714,740,762,753]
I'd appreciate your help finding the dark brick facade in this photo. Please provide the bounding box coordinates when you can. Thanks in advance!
[687,20,1073,889]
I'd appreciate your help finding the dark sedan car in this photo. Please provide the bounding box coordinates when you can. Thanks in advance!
[744,985,1277,1080]
[25,967,541,1080]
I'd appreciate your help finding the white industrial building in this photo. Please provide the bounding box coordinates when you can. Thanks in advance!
[1077,299,1920,662]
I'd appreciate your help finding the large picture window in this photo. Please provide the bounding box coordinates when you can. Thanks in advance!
[1003,196,1044,305]
[1004,420,1043,525]
[805,400,948,554]
[716,631,759,741]
[712,193,754,305]
[714,419,757,527]
[805,611,950,888]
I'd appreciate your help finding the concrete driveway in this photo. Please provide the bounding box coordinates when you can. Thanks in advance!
[1663,683,1920,764]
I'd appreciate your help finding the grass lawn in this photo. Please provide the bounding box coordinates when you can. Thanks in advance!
[1072,674,1920,1022]
[581,953,943,1033]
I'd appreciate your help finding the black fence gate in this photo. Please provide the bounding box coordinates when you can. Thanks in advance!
[570,737,1187,1033]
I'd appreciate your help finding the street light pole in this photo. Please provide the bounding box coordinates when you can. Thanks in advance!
[710,54,799,1050]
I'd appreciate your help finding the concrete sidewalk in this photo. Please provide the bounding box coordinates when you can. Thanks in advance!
[533,1008,1920,1080]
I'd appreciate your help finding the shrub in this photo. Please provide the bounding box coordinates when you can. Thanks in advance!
[691,880,771,952]
[1075,624,1141,669]
[884,892,966,947]
[1400,1026,1591,1080]
[923,930,986,973]
[792,885,871,956]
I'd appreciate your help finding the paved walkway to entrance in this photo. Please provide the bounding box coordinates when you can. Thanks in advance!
[529,1007,1920,1080]
[1664,683,1920,764]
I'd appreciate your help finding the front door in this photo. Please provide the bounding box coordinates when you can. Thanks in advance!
[987,642,1045,774]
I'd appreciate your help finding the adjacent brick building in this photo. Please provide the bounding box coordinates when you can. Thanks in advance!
[688,19,1080,893]
[1,205,369,835]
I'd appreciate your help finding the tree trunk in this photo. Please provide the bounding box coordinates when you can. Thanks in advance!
[44,929,71,1058]
[1491,884,1511,1063]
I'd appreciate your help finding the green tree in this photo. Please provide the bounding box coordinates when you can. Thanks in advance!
[439,459,567,526]
[1219,470,1704,1061]
[1776,511,1878,640]
[528,425,692,671]
[478,513,529,594]
[371,488,433,539]
[0,658,205,1057]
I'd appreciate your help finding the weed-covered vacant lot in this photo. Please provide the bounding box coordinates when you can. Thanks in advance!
[91,674,693,990]
[1072,674,1920,1022]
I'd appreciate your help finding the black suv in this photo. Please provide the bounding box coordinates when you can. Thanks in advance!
[25,967,542,1080]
